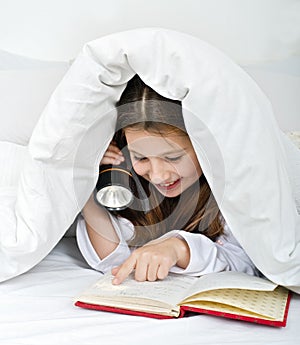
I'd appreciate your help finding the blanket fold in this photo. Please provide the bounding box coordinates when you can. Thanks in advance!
[1,28,299,292]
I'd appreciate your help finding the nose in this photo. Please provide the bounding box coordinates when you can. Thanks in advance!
[148,158,172,184]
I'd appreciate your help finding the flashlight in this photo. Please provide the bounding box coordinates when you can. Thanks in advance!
[95,164,135,211]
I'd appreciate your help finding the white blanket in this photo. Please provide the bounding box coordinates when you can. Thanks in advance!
[1,28,299,292]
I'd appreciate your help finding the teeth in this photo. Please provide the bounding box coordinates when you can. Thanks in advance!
[159,181,176,187]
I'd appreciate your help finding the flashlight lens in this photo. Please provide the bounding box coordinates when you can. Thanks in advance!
[95,185,133,210]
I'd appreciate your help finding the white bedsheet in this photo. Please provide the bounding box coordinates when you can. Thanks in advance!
[0,237,298,345]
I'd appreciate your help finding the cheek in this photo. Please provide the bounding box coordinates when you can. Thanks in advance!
[176,165,194,177]
[177,159,201,178]
[132,162,148,177]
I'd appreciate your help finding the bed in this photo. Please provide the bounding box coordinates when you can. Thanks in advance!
[0,1,299,344]
[0,237,299,345]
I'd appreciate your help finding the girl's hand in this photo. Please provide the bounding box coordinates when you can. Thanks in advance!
[100,141,124,166]
[111,237,190,285]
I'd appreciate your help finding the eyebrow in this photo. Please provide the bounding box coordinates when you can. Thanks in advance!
[128,148,187,156]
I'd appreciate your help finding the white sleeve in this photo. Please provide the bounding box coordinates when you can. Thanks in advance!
[159,225,260,276]
[76,214,134,273]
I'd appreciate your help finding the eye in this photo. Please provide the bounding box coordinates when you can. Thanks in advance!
[133,155,148,162]
[165,155,183,162]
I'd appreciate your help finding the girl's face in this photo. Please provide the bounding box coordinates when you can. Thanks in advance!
[125,129,202,198]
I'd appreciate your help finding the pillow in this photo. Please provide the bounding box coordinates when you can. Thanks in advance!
[0,141,77,238]
[0,68,69,145]
[0,51,69,145]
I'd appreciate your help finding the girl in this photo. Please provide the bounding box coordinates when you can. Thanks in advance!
[77,75,259,285]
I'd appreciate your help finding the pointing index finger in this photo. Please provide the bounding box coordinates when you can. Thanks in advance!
[112,257,136,285]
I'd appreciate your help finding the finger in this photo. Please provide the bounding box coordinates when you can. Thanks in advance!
[112,257,136,285]
[107,144,124,160]
[156,264,170,280]
[100,144,124,163]
[101,150,124,163]
[134,258,149,282]
[111,266,120,276]
[108,144,123,155]
[103,150,122,159]
[146,262,159,282]
[100,155,123,166]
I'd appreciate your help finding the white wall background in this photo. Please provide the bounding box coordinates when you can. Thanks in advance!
[0,0,299,130]
[0,0,299,63]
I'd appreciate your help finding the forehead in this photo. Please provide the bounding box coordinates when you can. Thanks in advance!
[124,129,191,155]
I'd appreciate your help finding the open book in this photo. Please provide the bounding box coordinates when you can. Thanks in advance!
[74,271,291,327]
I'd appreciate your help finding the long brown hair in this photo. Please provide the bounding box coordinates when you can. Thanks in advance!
[113,75,224,246]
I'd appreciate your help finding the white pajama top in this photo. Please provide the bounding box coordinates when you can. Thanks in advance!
[76,214,259,277]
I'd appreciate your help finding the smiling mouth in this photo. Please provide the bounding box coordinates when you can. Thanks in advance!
[155,179,181,191]
[159,181,176,187]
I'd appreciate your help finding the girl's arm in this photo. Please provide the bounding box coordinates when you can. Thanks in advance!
[81,194,119,259]
[76,198,133,273]
[165,226,260,277]
[77,140,132,270]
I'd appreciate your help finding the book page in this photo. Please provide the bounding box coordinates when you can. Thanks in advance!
[181,286,289,320]
[77,272,197,308]
[182,271,278,301]
[76,271,280,318]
